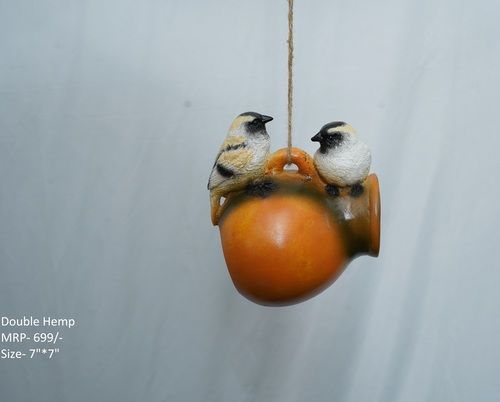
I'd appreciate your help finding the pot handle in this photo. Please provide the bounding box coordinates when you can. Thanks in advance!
[265,147,323,186]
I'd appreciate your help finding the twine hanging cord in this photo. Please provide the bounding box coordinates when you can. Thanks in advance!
[286,0,294,164]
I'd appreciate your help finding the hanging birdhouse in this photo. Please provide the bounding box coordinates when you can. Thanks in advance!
[208,1,380,306]
[210,146,380,306]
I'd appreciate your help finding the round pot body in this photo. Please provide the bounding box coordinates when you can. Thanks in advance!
[218,148,380,306]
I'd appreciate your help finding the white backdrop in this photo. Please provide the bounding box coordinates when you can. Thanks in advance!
[1,1,499,401]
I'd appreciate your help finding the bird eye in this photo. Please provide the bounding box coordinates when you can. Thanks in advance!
[246,119,264,133]
[328,132,343,143]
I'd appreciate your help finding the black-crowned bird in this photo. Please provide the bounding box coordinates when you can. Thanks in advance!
[208,112,273,224]
[311,121,371,197]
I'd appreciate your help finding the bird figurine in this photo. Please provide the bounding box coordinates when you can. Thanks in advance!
[208,112,273,224]
[311,121,371,197]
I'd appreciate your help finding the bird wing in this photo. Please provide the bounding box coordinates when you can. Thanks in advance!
[217,147,253,170]
[221,135,247,149]
[208,136,252,190]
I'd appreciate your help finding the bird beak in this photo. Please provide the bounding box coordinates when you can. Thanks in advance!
[260,115,273,124]
[311,132,322,142]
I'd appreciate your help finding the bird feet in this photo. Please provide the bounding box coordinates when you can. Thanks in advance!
[325,184,340,197]
[325,183,364,197]
[350,183,364,197]
[246,180,278,198]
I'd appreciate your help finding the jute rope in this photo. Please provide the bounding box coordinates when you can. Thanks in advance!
[287,0,294,164]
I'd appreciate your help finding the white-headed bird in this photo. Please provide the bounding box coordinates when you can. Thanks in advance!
[208,112,273,224]
[311,121,371,197]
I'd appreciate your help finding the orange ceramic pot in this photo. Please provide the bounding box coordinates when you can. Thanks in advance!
[218,147,380,306]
